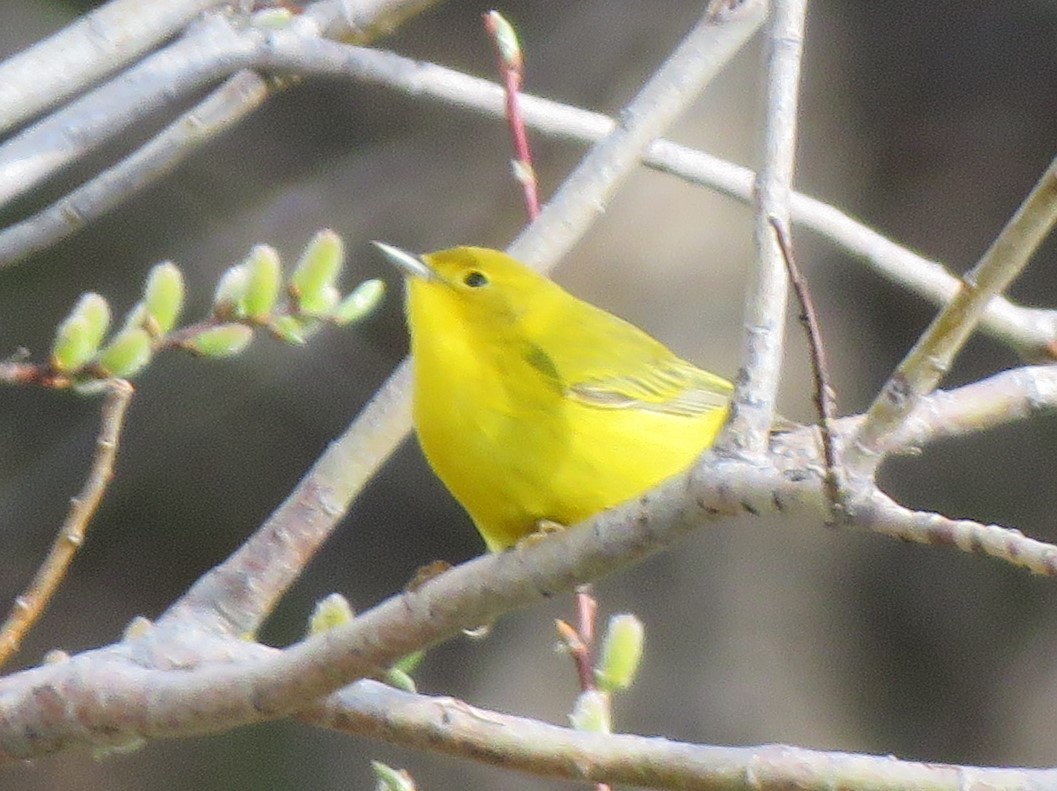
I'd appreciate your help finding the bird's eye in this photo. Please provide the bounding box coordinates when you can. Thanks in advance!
[463,270,488,288]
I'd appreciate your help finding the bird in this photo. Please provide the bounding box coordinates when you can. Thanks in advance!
[375,243,733,552]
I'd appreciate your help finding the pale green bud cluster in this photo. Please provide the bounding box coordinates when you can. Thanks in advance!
[46,230,383,389]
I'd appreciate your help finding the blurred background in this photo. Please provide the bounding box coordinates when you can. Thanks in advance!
[3,1,1057,788]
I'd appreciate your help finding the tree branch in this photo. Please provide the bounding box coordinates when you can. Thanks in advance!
[0,71,270,267]
[506,0,768,266]
[846,153,1057,478]
[252,40,1057,360]
[719,0,807,456]
[310,680,1057,791]
[0,0,229,134]
[0,12,256,211]
[6,7,1057,367]
[0,422,1053,762]
[0,380,134,668]
[884,364,1057,449]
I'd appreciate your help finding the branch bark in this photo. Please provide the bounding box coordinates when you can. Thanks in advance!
[719,0,807,456]
[0,0,230,133]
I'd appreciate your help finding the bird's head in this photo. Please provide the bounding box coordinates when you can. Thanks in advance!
[374,243,560,332]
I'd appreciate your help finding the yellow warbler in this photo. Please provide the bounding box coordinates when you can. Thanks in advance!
[375,243,733,552]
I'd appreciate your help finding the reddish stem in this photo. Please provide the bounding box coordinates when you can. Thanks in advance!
[482,12,540,219]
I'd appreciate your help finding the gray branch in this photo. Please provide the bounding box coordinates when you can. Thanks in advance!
[0,0,230,134]
[720,0,808,455]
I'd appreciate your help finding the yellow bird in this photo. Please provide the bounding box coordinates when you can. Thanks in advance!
[375,243,733,552]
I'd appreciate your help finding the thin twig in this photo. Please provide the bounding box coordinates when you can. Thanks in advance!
[846,152,1057,478]
[573,586,611,791]
[717,0,808,457]
[483,10,540,218]
[769,216,842,515]
[556,586,598,692]
[0,379,134,668]
[0,71,271,269]
[161,1,768,635]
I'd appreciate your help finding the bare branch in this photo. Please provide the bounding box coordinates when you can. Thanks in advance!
[0,430,1052,762]
[160,358,414,634]
[847,154,1057,477]
[884,364,1057,450]
[0,71,270,268]
[859,491,1057,575]
[0,13,252,210]
[310,680,1057,791]
[482,11,540,219]
[0,380,134,668]
[0,0,229,134]
[301,0,443,42]
[254,42,1057,359]
[7,5,1057,366]
[718,0,807,456]
[0,0,443,215]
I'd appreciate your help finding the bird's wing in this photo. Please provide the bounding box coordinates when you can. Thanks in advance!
[522,296,733,418]
[567,356,732,418]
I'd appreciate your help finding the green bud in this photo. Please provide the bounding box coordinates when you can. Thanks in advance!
[302,284,340,318]
[143,262,184,335]
[76,293,111,349]
[308,593,354,636]
[183,324,253,358]
[96,327,152,378]
[333,278,385,325]
[270,315,309,345]
[371,761,417,791]
[52,293,110,372]
[381,650,424,692]
[383,667,416,693]
[569,689,611,733]
[213,264,248,318]
[486,11,522,69]
[121,302,150,333]
[51,316,93,373]
[242,245,281,320]
[291,230,343,314]
[594,613,645,692]
[391,650,424,675]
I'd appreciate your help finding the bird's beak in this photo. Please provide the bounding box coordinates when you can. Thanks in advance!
[372,241,436,281]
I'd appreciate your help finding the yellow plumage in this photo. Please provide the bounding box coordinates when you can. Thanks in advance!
[377,244,732,552]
